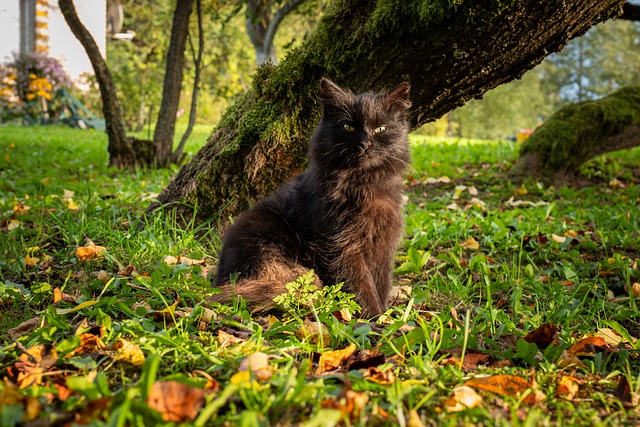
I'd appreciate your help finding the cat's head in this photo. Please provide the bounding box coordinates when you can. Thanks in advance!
[310,78,411,174]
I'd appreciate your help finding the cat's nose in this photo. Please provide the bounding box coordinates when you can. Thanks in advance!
[358,140,371,151]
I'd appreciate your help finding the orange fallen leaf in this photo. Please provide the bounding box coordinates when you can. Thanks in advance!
[321,389,368,422]
[75,241,106,261]
[13,344,58,389]
[24,255,39,266]
[316,343,357,374]
[408,409,426,426]
[363,366,396,384]
[13,203,31,215]
[568,336,609,356]
[464,374,531,396]
[66,333,107,359]
[147,381,205,422]
[556,375,580,401]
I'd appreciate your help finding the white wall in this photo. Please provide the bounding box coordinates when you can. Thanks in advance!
[0,1,21,63]
[0,0,105,82]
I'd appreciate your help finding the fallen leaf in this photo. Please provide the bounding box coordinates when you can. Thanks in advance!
[316,343,357,374]
[24,255,39,266]
[551,234,567,243]
[345,349,386,371]
[321,389,368,422]
[218,329,246,347]
[459,237,480,250]
[75,241,106,261]
[444,385,483,412]
[7,219,20,230]
[556,375,580,401]
[523,322,559,350]
[595,328,633,347]
[408,409,426,426]
[296,318,330,345]
[557,350,587,369]
[111,338,145,366]
[163,255,206,266]
[239,352,272,381]
[7,317,42,340]
[564,230,579,239]
[568,336,609,356]
[614,376,638,409]
[465,374,531,397]
[441,352,491,370]
[66,333,107,358]
[363,366,395,384]
[0,380,42,421]
[625,282,640,297]
[513,185,528,196]
[65,198,80,211]
[13,203,31,215]
[147,381,205,422]
[13,344,59,389]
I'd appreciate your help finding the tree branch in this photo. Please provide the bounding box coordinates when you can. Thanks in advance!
[262,0,305,62]
[619,2,640,20]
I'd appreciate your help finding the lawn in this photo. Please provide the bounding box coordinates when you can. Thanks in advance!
[0,125,638,426]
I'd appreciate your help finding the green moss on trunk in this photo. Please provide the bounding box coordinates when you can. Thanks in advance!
[511,87,640,183]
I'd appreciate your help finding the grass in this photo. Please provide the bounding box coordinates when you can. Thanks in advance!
[0,126,639,426]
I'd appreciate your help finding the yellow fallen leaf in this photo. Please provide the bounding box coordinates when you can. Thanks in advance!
[65,198,80,211]
[24,255,39,266]
[75,242,106,261]
[316,343,357,374]
[513,185,527,196]
[111,338,145,366]
[408,409,426,427]
[62,189,75,199]
[551,234,567,243]
[459,237,480,250]
[7,219,20,231]
[625,282,640,297]
[13,203,31,215]
[444,385,483,412]
[564,230,579,239]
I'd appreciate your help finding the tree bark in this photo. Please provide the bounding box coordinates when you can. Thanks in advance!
[148,0,626,224]
[58,0,138,168]
[509,87,640,185]
[153,0,195,167]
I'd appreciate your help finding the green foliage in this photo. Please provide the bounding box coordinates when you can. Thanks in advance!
[273,271,360,317]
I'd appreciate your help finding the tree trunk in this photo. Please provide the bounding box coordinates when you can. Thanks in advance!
[509,87,640,184]
[148,0,626,224]
[153,0,194,167]
[58,0,141,169]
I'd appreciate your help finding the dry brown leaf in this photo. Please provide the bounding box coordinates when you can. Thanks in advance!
[556,375,580,401]
[65,333,107,359]
[614,376,638,409]
[147,381,205,422]
[75,242,106,261]
[316,343,357,374]
[441,352,491,370]
[444,385,483,412]
[218,329,246,347]
[7,317,41,340]
[523,322,559,350]
[0,380,42,421]
[111,338,145,366]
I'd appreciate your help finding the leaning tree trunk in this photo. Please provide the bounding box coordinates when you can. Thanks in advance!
[148,0,626,224]
[153,0,194,167]
[58,0,137,168]
[509,87,640,184]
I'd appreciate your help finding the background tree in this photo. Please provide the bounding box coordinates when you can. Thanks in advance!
[148,0,627,224]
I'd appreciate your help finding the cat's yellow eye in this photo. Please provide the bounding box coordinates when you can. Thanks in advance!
[343,124,356,132]
[374,126,387,134]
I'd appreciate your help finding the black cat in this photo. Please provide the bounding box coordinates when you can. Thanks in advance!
[211,78,411,317]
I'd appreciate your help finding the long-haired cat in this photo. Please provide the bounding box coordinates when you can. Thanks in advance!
[211,78,411,317]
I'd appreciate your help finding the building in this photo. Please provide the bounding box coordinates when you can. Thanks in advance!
[0,0,106,81]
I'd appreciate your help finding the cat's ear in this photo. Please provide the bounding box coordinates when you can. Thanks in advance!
[319,78,351,106]
[385,82,411,109]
